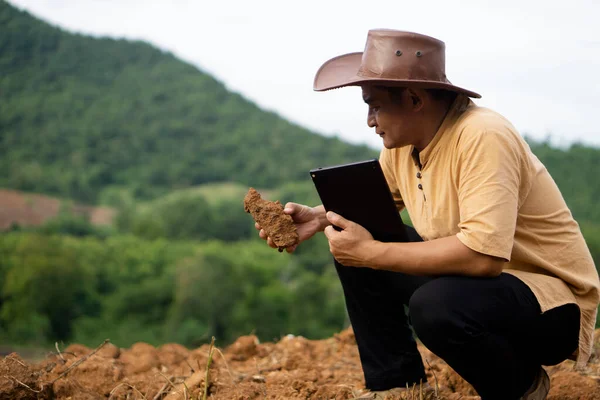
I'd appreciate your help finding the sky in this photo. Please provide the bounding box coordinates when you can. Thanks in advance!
[7,0,600,149]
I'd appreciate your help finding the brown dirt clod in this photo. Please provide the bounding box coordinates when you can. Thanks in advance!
[244,187,299,251]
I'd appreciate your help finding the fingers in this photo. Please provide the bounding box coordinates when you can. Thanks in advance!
[323,225,337,240]
[261,230,278,249]
[258,228,275,248]
[257,226,287,251]
[283,202,301,215]
[284,202,313,217]
[326,212,351,230]
[256,215,299,252]
[266,236,277,249]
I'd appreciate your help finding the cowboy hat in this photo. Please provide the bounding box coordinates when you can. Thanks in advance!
[313,29,481,98]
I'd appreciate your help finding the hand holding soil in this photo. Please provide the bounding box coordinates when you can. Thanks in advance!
[244,188,300,252]
[268,202,327,250]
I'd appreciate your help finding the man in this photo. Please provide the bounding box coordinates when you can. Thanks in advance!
[256,30,600,400]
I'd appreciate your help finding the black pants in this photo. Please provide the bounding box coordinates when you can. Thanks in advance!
[334,228,580,400]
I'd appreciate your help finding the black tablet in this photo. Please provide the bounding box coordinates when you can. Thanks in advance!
[310,159,409,243]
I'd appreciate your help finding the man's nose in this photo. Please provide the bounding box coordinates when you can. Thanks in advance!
[367,111,376,128]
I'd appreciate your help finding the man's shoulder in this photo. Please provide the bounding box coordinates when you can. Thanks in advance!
[452,103,524,149]
[457,103,517,134]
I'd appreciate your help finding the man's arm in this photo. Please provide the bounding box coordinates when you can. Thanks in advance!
[369,234,503,276]
[325,212,504,277]
[310,204,330,231]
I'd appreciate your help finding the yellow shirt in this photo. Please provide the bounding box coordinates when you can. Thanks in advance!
[380,95,600,367]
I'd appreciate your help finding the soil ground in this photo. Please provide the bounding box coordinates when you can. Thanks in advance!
[1,328,599,399]
[0,189,114,230]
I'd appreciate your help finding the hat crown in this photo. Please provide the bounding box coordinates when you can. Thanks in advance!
[312,29,480,98]
[358,30,448,84]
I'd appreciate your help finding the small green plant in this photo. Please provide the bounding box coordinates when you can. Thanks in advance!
[202,337,216,400]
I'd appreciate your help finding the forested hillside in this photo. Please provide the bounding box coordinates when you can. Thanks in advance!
[0,1,375,204]
[1,0,598,228]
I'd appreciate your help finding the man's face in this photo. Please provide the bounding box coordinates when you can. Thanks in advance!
[362,85,417,149]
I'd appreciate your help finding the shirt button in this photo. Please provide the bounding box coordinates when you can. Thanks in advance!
[418,183,423,190]
[416,172,422,179]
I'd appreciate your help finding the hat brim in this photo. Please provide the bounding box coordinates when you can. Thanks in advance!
[313,52,481,99]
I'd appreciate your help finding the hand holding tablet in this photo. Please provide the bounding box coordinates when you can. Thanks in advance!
[310,159,409,243]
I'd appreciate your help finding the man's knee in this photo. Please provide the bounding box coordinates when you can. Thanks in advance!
[409,283,445,339]
[408,279,471,346]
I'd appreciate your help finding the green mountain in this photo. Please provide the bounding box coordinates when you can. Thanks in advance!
[1,1,599,236]
[0,1,376,203]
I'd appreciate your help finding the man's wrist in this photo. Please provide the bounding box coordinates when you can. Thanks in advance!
[312,205,329,232]
[360,239,387,270]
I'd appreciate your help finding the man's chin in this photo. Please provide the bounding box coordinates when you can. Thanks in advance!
[383,140,408,150]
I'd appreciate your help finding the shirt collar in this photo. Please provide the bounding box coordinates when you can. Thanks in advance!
[410,94,471,169]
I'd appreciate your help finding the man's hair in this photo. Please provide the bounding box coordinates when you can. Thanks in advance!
[385,87,458,105]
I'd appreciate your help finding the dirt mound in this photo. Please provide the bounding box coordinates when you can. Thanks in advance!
[1,329,599,399]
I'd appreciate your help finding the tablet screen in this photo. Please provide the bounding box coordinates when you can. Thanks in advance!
[310,159,409,243]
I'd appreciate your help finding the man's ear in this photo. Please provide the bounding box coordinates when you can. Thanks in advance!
[406,88,425,112]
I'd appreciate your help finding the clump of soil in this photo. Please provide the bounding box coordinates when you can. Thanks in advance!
[1,328,599,399]
[0,353,53,399]
[244,187,299,251]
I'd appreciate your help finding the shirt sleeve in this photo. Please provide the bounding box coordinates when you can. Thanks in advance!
[455,128,522,261]
[379,148,406,212]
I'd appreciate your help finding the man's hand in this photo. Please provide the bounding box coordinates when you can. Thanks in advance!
[323,211,376,267]
[256,203,326,253]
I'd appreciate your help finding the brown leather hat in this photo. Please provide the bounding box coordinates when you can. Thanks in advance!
[313,29,481,98]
